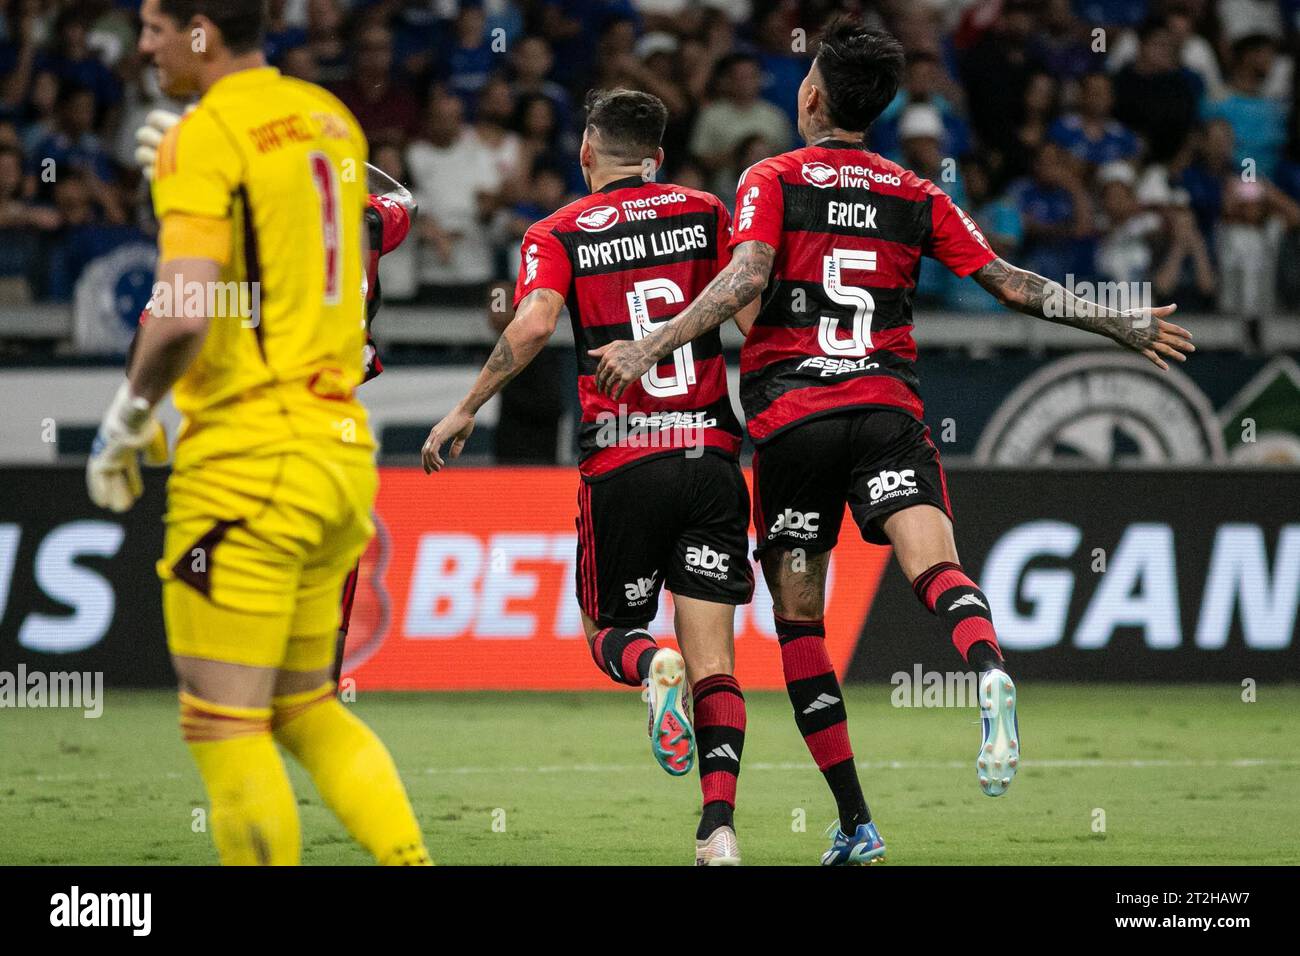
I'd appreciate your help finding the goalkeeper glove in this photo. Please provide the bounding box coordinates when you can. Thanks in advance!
[134,108,183,181]
[87,383,170,513]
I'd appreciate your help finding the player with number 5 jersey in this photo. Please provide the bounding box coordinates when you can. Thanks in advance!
[422,89,756,865]
[591,17,1193,865]
[732,127,993,445]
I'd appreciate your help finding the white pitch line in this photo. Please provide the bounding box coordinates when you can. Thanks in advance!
[414,757,1300,777]
[26,757,1299,784]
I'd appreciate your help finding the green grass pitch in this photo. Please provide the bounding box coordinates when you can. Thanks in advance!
[4,684,1298,865]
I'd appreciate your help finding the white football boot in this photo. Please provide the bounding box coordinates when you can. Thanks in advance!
[977,668,1020,796]
[695,825,741,866]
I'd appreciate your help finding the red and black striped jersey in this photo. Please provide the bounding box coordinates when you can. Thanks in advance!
[514,176,743,479]
[730,140,996,444]
[362,192,413,383]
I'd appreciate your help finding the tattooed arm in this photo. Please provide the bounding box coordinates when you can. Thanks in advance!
[422,288,564,473]
[590,240,776,398]
[973,257,1195,371]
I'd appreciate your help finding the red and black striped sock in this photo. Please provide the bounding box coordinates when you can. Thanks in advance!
[589,627,658,687]
[692,673,745,838]
[776,616,869,832]
[912,562,1006,673]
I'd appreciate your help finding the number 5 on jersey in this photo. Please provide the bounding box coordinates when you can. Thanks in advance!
[820,248,877,357]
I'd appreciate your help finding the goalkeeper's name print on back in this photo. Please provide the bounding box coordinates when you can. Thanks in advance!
[151,67,372,468]
[731,141,997,444]
[515,177,743,479]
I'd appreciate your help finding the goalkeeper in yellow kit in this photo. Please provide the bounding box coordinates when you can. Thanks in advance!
[86,0,430,866]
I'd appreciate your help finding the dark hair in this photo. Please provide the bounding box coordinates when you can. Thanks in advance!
[709,53,760,98]
[159,0,268,56]
[512,92,557,136]
[1230,33,1276,63]
[584,88,667,160]
[717,52,761,76]
[814,18,905,133]
[1136,16,1173,45]
[531,159,566,181]
[56,82,95,111]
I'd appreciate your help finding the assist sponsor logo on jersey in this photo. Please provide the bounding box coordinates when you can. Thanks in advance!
[796,356,881,378]
[629,409,717,432]
[575,205,621,232]
[801,162,839,188]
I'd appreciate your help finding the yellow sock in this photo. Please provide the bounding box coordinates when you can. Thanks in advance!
[180,693,300,866]
[273,684,431,865]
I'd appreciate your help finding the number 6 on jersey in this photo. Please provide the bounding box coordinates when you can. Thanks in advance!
[627,277,696,398]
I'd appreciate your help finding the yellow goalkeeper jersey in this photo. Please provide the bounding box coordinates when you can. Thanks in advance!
[151,66,374,469]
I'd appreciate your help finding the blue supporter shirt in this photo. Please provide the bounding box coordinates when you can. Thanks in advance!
[1202,94,1288,180]
[443,40,496,99]
[36,53,122,107]
[871,93,971,163]
[759,51,808,128]
[33,130,116,185]
[1048,114,1139,166]
[1009,177,1094,279]
[1074,0,1148,25]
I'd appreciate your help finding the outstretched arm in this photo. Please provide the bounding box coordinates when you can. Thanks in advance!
[591,239,775,399]
[973,257,1195,371]
[422,287,564,473]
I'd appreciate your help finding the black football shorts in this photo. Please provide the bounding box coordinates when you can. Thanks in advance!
[575,452,755,628]
[752,409,952,556]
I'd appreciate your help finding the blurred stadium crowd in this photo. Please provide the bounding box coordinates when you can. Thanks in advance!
[1,0,1299,317]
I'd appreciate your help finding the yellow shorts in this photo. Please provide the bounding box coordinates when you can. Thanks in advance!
[159,446,378,669]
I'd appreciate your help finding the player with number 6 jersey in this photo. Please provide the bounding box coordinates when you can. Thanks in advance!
[423,88,755,865]
[591,16,1192,865]
[522,163,744,479]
